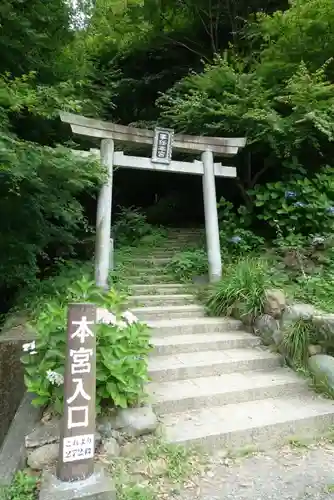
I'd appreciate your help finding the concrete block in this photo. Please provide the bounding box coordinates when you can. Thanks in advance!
[0,392,41,485]
[39,466,115,500]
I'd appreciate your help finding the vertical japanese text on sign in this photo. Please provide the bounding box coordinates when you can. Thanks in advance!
[57,303,97,483]
[152,127,174,165]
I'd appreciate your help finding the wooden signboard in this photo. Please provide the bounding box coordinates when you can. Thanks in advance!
[57,303,97,482]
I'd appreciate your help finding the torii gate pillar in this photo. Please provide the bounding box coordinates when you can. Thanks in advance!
[202,150,222,282]
[95,139,114,289]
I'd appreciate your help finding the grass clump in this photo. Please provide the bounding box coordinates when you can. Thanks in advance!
[206,257,274,322]
[0,471,38,500]
[144,439,198,482]
[118,485,155,500]
[282,318,317,369]
[107,436,203,499]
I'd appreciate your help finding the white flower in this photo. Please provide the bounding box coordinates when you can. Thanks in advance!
[122,311,138,325]
[22,341,37,354]
[312,235,325,245]
[46,370,64,386]
[97,308,118,326]
[117,320,127,330]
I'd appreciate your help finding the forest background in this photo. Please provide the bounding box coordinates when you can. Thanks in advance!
[1,0,334,317]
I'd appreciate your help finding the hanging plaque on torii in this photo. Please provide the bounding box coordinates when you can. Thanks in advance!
[151,127,174,164]
[60,112,246,287]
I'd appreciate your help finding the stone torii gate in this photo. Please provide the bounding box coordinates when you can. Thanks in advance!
[60,112,246,287]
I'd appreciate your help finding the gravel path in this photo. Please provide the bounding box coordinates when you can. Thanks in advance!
[179,444,334,500]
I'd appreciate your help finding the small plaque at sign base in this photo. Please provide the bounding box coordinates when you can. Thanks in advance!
[152,127,174,165]
[63,434,95,463]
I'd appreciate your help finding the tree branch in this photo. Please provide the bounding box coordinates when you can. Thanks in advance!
[251,162,271,188]
[162,34,210,62]
[236,177,253,210]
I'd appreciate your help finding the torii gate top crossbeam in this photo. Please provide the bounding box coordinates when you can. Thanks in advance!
[60,112,246,157]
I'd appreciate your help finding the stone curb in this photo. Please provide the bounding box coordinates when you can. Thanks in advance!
[0,392,41,485]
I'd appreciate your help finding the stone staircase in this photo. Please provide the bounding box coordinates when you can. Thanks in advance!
[126,229,334,450]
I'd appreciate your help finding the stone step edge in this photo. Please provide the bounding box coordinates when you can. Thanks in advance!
[149,369,307,412]
[149,349,279,370]
[127,258,173,263]
[162,395,334,449]
[124,275,176,280]
[151,332,260,355]
[130,284,187,289]
[131,304,204,314]
[152,330,258,344]
[124,270,174,276]
[147,317,243,329]
[127,294,195,301]
[148,350,281,383]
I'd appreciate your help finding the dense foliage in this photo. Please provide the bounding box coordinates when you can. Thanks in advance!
[0,3,104,316]
[21,276,152,413]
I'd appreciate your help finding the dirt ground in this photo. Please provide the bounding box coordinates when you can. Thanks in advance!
[106,433,334,500]
[177,443,334,500]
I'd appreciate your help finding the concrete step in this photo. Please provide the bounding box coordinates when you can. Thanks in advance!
[149,368,307,414]
[152,331,261,356]
[148,348,281,383]
[123,248,177,256]
[158,244,199,249]
[162,394,334,450]
[128,249,179,256]
[128,294,195,307]
[127,258,172,266]
[148,317,243,336]
[123,268,171,278]
[160,240,201,246]
[131,304,206,321]
[125,267,170,274]
[124,274,176,284]
[130,284,188,295]
[166,231,203,236]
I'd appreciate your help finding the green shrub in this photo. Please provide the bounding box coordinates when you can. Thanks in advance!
[21,277,152,414]
[112,207,166,247]
[220,228,265,256]
[10,260,93,320]
[252,171,334,239]
[0,471,38,500]
[217,197,265,256]
[206,257,273,321]
[167,249,207,282]
[294,272,334,313]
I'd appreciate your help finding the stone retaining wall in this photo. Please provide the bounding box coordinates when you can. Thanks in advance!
[0,338,25,446]
[251,288,334,392]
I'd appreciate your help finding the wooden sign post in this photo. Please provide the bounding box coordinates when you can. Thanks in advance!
[57,303,97,483]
